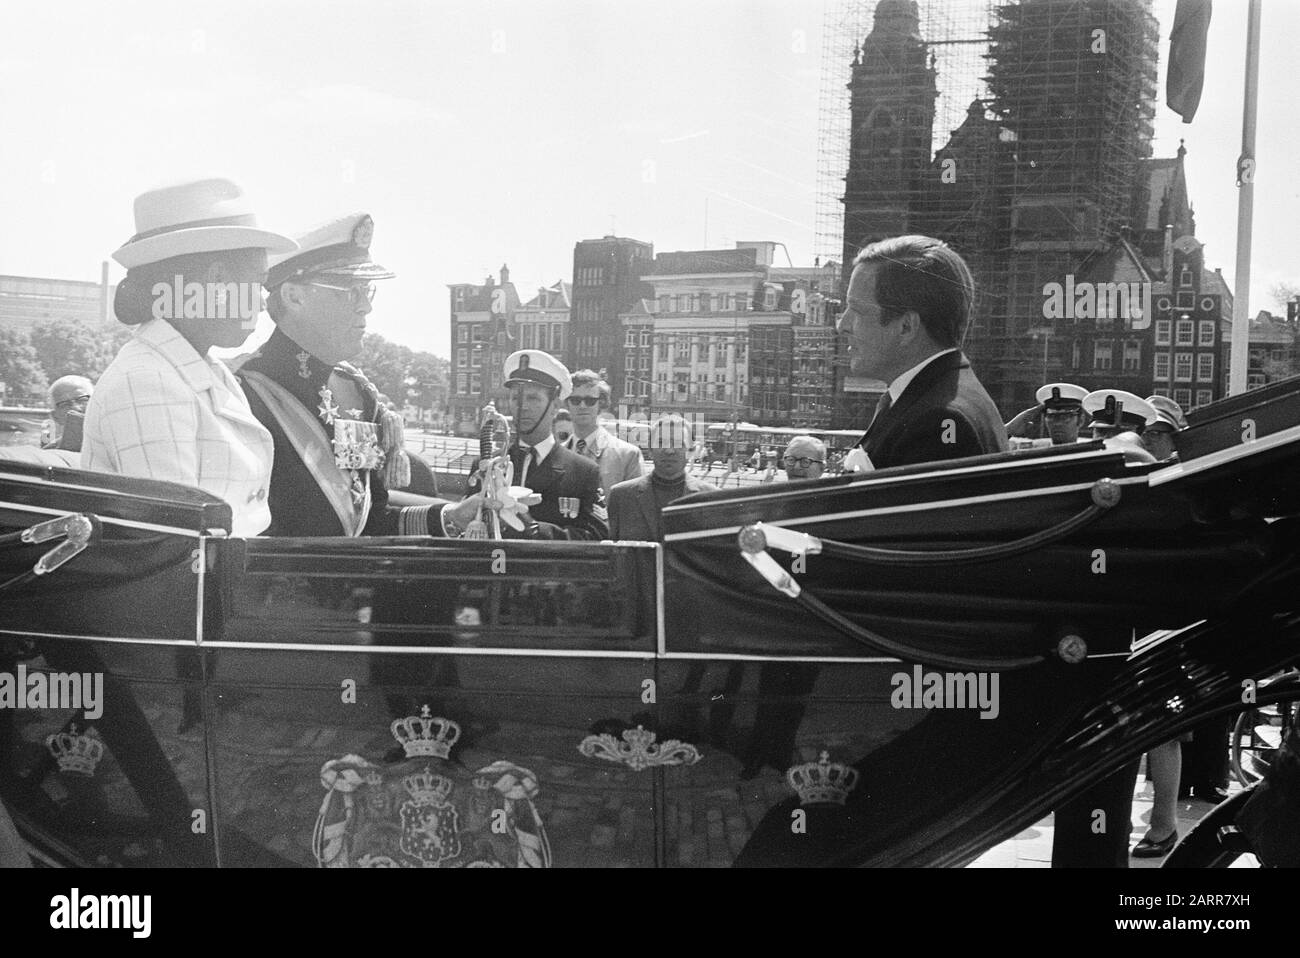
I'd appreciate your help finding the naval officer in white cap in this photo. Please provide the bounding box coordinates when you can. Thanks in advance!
[238,212,464,537]
[465,349,607,540]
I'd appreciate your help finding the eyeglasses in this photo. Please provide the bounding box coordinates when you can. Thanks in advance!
[782,456,825,468]
[307,281,377,307]
[55,395,91,411]
[566,396,600,407]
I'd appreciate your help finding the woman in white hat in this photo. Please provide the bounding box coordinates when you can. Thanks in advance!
[82,178,297,536]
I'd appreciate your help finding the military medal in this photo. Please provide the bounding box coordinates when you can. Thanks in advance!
[297,351,313,379]
[559,496,579,519]
[318,386,340,425]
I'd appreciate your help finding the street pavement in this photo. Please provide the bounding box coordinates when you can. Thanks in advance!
[969,768,1247,867]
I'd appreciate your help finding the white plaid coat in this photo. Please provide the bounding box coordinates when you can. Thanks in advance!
[83,319,274,536]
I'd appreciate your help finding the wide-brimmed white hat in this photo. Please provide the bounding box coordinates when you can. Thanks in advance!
[112,177,297,268]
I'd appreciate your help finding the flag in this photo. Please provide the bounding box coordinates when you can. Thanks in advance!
[1167,0,1213,123]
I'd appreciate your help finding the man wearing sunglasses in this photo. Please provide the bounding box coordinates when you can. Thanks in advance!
[564,369,644,498]
[42,375,93,452]
[239,212,465,538]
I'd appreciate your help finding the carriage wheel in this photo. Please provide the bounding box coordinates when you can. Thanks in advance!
[1231,697,1299,787]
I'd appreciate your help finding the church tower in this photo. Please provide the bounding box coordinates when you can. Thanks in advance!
[840,0,938,270]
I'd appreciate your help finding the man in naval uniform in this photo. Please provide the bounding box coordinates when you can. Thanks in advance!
[1081,389,1157,443]
[1005,382,1089,446]
[466,350,607,540]
[238,213,469,537]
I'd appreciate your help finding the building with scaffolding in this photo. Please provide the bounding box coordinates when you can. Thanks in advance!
[822,0,1224,424]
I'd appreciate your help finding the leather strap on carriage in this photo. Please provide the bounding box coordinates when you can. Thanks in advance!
[795,589,1046,670]
[809,477,1120,568]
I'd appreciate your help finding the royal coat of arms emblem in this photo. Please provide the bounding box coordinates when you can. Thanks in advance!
[313,707,551,868]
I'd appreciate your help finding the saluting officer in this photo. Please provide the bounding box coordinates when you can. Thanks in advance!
[1081,389,1157,441]
[238,212,465,537]
[1004,382,1088,446]
[459,350,607,541]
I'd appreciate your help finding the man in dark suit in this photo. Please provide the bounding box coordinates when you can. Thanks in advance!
[608,414,715,542]
[837,235,1007,470]
[462,349,607,541]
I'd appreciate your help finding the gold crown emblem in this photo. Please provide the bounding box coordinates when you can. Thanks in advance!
[786,751,860,806]
[402,767,455,805]
[391,706,461,760]
[46,724,105,776]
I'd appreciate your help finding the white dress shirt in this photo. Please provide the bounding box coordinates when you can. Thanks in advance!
[83,319,274,536]
[886,348,960,404]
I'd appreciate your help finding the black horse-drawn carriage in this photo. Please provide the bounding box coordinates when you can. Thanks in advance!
[2,378,1299,867]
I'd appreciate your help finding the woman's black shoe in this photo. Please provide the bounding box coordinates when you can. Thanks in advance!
[1132,829,1179,858]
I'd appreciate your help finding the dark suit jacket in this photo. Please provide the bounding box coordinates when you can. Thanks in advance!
[470,442,608,541]
[607,474,718,542]
[861,351,1009,470]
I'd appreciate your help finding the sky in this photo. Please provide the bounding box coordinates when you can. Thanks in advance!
[1,0,1295,360]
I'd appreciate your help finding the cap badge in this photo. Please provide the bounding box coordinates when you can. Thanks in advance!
[518,354,531,370]
[351,215,374,251]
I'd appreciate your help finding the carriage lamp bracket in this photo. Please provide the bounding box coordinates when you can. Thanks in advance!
[738,525,805,599]
[20,514,99,575]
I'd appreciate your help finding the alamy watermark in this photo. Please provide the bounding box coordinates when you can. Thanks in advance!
[890,665,999,720]
[0,665,102,719]
[1042,276,1150,323]
[151,275,261,326]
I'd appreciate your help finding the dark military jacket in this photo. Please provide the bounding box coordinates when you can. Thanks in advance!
[469,440,608,541]
[237,329,443,537]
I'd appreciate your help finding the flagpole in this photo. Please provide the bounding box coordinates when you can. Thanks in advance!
[1228,0,1263,396]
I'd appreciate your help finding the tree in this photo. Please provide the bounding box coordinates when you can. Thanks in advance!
[356,333,414,404]
[28,318,132,384]
[1269,282,1300,320]
[0,329,50,405]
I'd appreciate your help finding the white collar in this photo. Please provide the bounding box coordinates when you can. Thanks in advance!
[888,348,959,403]
[521,434,555,463]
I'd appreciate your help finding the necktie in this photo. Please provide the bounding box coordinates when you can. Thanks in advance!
[576,438,587,455]
[511,445,536,485]
[867,391,893,434]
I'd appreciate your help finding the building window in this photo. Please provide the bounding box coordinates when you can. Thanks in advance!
[458,325,468,344]
[1174,352,1193,382]
[456,373,467,392]
[1151,387,1169,398]
[1199,321,1215,346]
[1174,388,1192,408]
[1197,353,1214,382]
[577,266,603,287]
[625,354,635,373]
[1248,373,1265,390]
[1154,353,1170,380]
[1122,340,1141,372]
[660,295,672,313]
[715,344,726,368]
[763,286,778,310]
[1155,319,1171,346]
[471,349,482,368]
[639,328,651,348]
[656,341,669,362]
[1093,339,1112,371]
[625,329,636,347]
[520,325,532,349]
[470,373,481,394]
[1071,339,1081,369]
[1175,319,1194,346]
[675,339,691,363]
[457,348,468,368]
[1196,389,1214,408]
[552,325,564,352]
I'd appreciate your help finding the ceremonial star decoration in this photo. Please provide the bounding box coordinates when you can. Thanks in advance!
[346,408,363,420]
[318,386,339,425]
[297,351,313,379]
